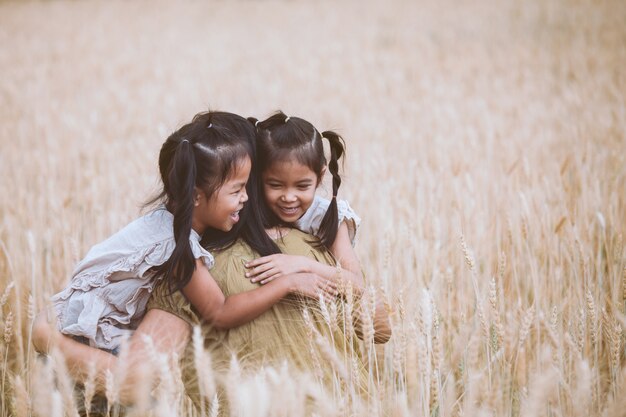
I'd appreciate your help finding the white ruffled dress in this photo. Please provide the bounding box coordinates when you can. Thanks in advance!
[51,206,214,351]
[296,195,361,246]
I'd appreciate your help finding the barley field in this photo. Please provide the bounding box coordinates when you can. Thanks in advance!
[1,0,625,415]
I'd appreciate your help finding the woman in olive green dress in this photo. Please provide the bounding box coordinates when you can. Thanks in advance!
[147,111,393,412]
[148,227,387,410]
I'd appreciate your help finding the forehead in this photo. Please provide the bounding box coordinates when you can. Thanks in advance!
[264,160,317,180]
[225,156,251,182]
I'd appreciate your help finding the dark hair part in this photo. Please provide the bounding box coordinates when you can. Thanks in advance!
[148,111,278,294]
[251,111,346,248]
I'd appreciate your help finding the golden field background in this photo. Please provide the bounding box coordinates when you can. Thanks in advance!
[1,0,625,415]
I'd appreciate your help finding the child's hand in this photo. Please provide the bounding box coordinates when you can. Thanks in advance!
[245,255,313,284]
[288,273,338,300]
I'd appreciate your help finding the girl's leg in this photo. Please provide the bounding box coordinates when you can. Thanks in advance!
[32,308,191,405]
[32,309,117,388]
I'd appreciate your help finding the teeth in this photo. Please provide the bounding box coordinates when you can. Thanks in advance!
[280,207,298,215]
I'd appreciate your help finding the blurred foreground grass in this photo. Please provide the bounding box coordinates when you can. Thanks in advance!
[1,0,625,415]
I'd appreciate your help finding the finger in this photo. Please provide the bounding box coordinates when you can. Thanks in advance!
[253,269,280,283]
[322,280,338,291]
[245,263,274,278]
[316,281,334,298]
[320,285,337,301]
[245,255,274,269]
[260,273,281,285]
[251,267,277,282]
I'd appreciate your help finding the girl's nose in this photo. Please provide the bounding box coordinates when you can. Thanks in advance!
[281,193,296,202]
[241,189,249,203]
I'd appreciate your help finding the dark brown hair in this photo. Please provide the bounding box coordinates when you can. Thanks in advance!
[249,111,346,248]
[149,111,278,294]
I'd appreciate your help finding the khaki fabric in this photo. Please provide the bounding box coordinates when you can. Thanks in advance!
[148,229,368,410]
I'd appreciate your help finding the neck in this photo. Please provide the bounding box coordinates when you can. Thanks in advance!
[265,226,289,240]
[191,218,205,236]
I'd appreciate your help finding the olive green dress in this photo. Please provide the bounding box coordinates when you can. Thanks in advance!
[147,229,368,410]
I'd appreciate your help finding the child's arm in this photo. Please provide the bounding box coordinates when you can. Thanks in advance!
[325,226,391,343]
[245,222,365,294]
[183,259,337,330]
[352,289,393,344]
[245,222,392,343]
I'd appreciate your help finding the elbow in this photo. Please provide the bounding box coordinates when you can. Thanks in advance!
[354,323,392,344]
[209,321,229,332]
[352,314,392,344]
[374,324,392,344]
[199,309,231,332]
[350,274,366,297]
[373,308,392,344]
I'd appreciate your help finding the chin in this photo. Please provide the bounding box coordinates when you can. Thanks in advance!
[214,223,234,233]
[272,210,297,224]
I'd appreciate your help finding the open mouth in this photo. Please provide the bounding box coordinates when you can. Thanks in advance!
[278,206,300,216]
[230,210,241,222]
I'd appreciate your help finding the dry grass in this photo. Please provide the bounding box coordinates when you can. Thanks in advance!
[1,0,625,415]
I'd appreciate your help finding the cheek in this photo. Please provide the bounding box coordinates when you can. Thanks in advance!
[212,193,231,214]
[229,194,242,209]
[305,188,317,200]
[263,188,278,203]
[300,190,315,207]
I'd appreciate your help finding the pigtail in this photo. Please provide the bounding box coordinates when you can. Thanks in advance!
[247,117,260,129]
[317,130,345,248]
[155,139,198,294]
[241,115,283,256]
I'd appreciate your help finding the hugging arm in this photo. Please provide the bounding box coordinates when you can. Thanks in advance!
[183,259,337,330]
[246,222,365,293]
[246,223,391,343]
[32,308,191,405]
[31,257,338,402]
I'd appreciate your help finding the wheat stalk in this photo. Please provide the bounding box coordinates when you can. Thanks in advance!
[193,325,215,416]
[11,375,29,417]
[0,282,14,311]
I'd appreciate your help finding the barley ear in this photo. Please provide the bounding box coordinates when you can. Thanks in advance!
[12,375,30,417]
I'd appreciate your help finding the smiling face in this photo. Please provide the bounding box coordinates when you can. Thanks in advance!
[192,156,251,234]
[262,159,323,224]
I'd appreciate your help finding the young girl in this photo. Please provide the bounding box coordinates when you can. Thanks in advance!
[47,110,338,353]
[245,112,388,342]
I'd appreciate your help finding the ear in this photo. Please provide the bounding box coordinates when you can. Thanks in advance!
[317,166,327,186]
[193,187,202,207]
